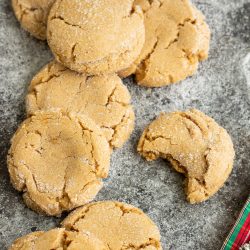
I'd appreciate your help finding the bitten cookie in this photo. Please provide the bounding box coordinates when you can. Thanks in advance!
[9,228,108,250]
[137,109,235,203]
[120,0,210,87]
[26,61,135,148]
[47,0,145,75]
[7,111,111,216]
[12,0,55,40]
[62,201,162,249]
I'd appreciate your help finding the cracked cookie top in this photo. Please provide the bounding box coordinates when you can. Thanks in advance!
[47,0,145,75]
[7,111,111,216]
[12,0,55,40]
[9,228,108,250]
[120,0,211,87]
[138,109,235,203]
[26,61,135,149]
[62,201,162,250]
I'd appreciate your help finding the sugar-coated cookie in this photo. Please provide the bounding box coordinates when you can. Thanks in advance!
[47,0,145,75]
[7,111,111,216]
[9,228,108,250]
[120,0,210,87]
[62,201,162,249]
[12,0,55,40]
[138,109,235,203]
[26,61,135,148]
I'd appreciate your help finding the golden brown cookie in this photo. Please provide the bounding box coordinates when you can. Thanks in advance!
[47,0,145,75]
[7,111,111,216]
[120,0,211,87]
[12,0,55,40]
[137,109,235,203]
[26,61,135,148]
[9,228,108,250]
[62,201,162,249]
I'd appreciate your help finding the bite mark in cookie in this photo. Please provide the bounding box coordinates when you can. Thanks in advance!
[138,109,235,203]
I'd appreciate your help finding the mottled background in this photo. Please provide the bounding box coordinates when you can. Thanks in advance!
[0,0,249,249]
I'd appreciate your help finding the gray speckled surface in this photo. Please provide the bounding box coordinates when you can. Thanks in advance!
[0,0,250,249]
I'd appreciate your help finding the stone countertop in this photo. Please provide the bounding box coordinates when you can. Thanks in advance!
[0,0,249,249]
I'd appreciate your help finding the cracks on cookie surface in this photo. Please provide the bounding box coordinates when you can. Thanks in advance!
[49,13,88,65]
[70,43,78,63]
[39,64,68,84]
[115,202,143,217]
[51,14,82,28]
[134,2,209,84]
[27,64,134,149]
[64,202,143,229]
[63,203,97,231]
[16,0,45,23]
[144,133,176,146]
[28,66,82,115]
[58,230,74,250]
[87,81,133,148]
[17,160,69,213]
[13,230,99,250]
[85,79,133,148]
[8,128,44,192]
[11,232,43,249]
[48,0,144,74]
[139,18,198,80]
[178,111,209,139]
[14,0,52,39]
[122,2,138,20]
[138,127,177,160]
[108,107,134,148]
[121,238,161,250]
[105,84,118,107]
[70,46,139,75]
[89,133,101,174]
[139,112,216,202]
[59,162,71,211]
[136,37,159,80]
[73,119,101,175]
[17,138,63,205]
[49,0,83,28]
[62,202,161,250]
[9,114,105,215]
[28,65,69,114]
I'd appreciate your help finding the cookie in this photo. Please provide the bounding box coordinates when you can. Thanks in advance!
[137,109,235,203]
[12,0,55,40]
[47,0,145,75]
[62,201,162,249]
[26,61,135,148]
[7,111,111,216]
[120,0,211,87]
[9,228,108,250]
